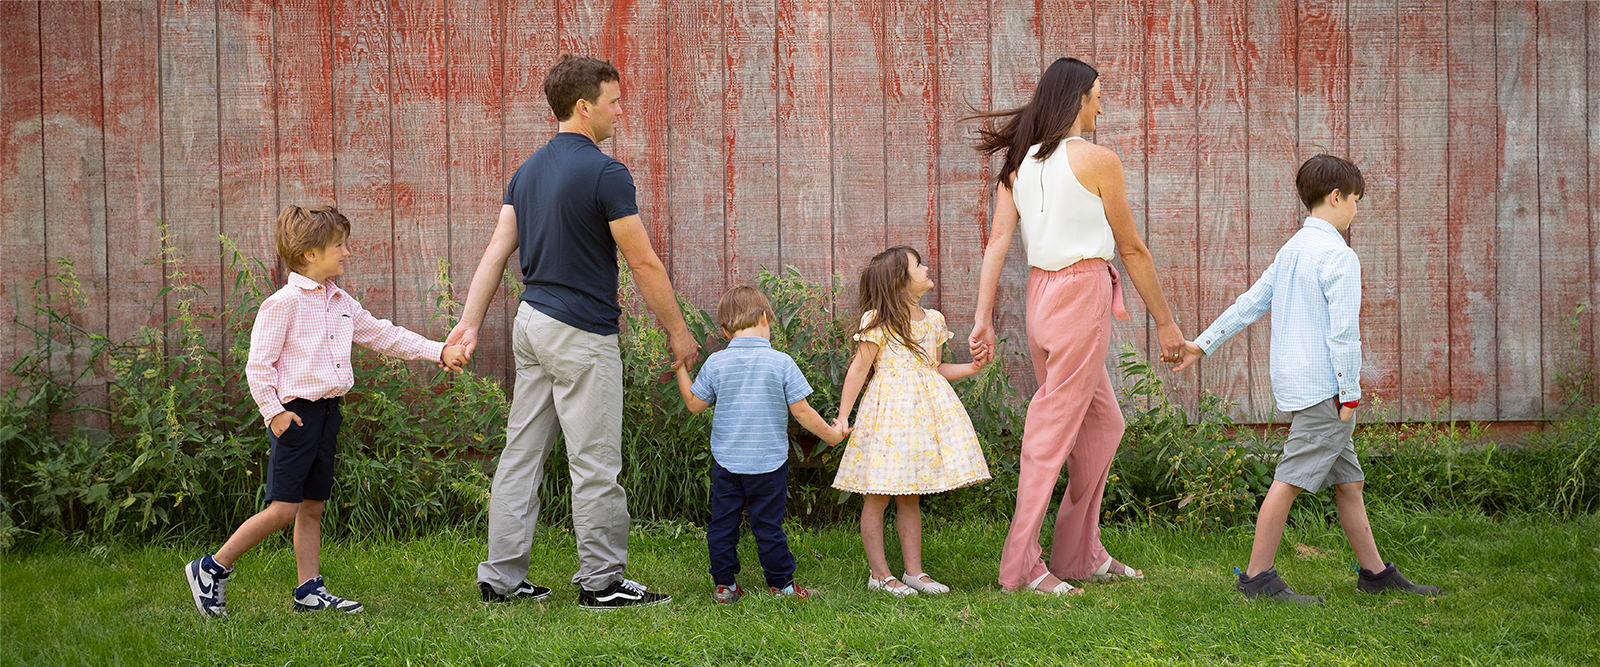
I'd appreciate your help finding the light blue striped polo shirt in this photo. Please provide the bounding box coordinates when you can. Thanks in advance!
[690,337,812,475]
[1195,217,1363,413]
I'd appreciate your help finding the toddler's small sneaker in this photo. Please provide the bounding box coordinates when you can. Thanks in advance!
[712,583,746,604]
[293,576,364,613]
[1357,563,1443,596]
[480,580,552,604]
[770,583,816,599]
[183,553,231,617]
[1236,567,1321,605]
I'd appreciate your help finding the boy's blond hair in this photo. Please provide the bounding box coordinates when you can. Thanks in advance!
[716,286,775,335]
[276,205,351,272]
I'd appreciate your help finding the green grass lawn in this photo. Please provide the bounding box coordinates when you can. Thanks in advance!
[3,508,1596,666]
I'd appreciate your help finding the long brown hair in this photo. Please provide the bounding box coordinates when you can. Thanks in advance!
[857,246,929,364]
[970,57,1099,188]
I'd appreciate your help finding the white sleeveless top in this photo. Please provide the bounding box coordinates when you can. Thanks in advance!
[1010,137,1117,271]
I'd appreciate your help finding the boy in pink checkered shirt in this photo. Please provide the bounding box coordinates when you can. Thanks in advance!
[183,205,467,617]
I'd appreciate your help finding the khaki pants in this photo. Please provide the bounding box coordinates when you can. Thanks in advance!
[477,303,628,593]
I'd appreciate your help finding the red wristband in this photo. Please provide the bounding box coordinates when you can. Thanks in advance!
[1341,399,1359,409]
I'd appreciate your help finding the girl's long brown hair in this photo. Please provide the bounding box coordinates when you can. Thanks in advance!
[969,57,1100,188]
[857,246,929,364]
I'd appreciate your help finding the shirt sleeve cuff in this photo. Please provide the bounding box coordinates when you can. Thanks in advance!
[424,340,448,363]
[259,403,285,426]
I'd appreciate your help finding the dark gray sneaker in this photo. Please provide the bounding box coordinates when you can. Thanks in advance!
[1236,567,1322,605]
[1357,563,1442,596]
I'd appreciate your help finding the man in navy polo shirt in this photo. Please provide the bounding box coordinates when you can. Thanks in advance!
[449,54,698,610]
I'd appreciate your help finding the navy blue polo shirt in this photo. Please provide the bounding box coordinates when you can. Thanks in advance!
[504,132,639,335]
[690,337,813,475]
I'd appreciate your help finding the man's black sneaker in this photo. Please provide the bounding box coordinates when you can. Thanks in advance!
[578,578,671,610]
[1236,567,1322,605]
[480,580,552,604]
[1357,563,1443,596]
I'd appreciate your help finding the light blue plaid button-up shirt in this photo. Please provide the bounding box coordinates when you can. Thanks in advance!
[1195,217,1362,413]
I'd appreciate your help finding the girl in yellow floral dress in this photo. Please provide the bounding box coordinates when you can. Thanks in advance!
[833,246,992,597]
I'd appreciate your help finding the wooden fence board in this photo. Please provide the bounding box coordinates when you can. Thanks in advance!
[160,0,224,353]
[1395,0,1450,421]
[1095,0,1149,409]
[775,0,833,293]
[218,0,277,319]
[331,0,394,322]
[1349,0,1401,418]
[1145,0,1198,412]
[1445,0,1499,420]
[1537,0,1592,412]
[1495,0,1542,420]
[446,0,505,375]
[614,0,672,276]
[934,0,989,362]
[389,0,451,345]
[726,0,780,286]
[102,0,167,345]
[666,0,725,311]
[883,0,937,274]
[831,0,886,314]
[988,0,1038,393]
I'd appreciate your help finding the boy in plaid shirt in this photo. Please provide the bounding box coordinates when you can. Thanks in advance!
[183,205,466,616]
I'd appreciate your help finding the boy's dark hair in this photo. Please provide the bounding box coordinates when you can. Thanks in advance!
[1296,154,1365,209]
[716,286,776,335]
[276,205,350,272]
[544,54,620,122]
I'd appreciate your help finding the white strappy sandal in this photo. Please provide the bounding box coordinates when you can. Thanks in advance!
[901,572,950,595]
[1025,572,1081,596]
[867,574,919,597]
[1088,557,1145,582]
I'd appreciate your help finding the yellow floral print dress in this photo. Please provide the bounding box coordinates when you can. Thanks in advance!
[831,309,991,495]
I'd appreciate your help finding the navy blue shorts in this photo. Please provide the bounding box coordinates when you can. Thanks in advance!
[264,397,342,504]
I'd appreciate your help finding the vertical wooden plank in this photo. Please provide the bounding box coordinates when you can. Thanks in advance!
[161,0,223,347]
[389,0,450,345]
[502,1,558,388]
[776,0,833,290]
[883,0,936,284]
[1095,0,1149,409]
[935,0,989,359]
[1296,0,1348,156]
[1495,0,1541,419]
[276,0,337,209]
[989,0,1039,391]
[218,0,278,304]
[832,0,886,312]
[40,0,107,421]
[447,0,506,378]
[1395,0,1449,421]
[557,0,613,61]
[1347,0,1400,417]
[1444,0,1498,420]
[1591,0,1599,406]
[1242,0,1298,423]
[1041,0,1093,64]
[614,0,672,276]
[1145,0,1198,412]
[726,0,780,285]
[331,0,393,317]
[667,0,724,311]
[102,0,167,344]
[1,1,44,387]
[1537,0,1592,413]
[1195,0,1253,419]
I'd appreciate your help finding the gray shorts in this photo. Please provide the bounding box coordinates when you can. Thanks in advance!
[1274,396,1363,493]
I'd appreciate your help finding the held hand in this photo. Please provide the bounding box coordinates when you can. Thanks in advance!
[269,410,303,437]
[1155,322,1185,364]
[969,321,996,364]
[822,425,846,446]
[1170,341,1205,372]
[970,355,988,371]
[443,323,478,369]
[1339,405,1356,422]
[669,333,701,370]
[440,344,468,372]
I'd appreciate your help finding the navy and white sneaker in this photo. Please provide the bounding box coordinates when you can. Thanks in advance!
[184,554,231,617]
[577,578,671,610]
[480,579,552,604]
[293,576,364,613]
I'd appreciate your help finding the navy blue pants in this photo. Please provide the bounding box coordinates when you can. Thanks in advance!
[707,461,795,589]
[264,397,342,503]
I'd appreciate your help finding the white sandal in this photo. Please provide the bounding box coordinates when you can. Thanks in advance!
[1025,572,1081,596]
[901,572,950,595]
[867,574,918,597]
[1089,557,1145,582]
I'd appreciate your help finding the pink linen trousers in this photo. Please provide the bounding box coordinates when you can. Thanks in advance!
[997,257,1130,589]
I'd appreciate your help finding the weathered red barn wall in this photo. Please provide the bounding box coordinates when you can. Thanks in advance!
[2,0,1595,424]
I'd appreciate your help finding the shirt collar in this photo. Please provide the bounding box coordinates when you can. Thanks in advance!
[1303,216,1347,244]
[725,336,772,349]
[287,272,341,295]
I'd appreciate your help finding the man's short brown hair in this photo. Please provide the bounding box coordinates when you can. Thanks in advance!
[1296,154,1365,209]
[544,54,620,122]
[716,286,775,335]
[276,205,350,272]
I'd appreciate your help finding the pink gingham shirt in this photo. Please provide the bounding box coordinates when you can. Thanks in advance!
[246,272,446,424]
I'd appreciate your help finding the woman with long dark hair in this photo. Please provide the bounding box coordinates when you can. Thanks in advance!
[969,58,1185,594]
